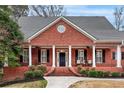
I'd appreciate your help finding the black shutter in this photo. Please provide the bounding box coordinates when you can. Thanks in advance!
[20,55,23,63]
[47,49,49,62]
[102,49,105,63]
[38,49,41,63]
[112,52,115,60]
[84,50,87,60]
[75,49,78,62]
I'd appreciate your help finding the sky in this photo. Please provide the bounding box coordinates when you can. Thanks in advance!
[65,5,122,25]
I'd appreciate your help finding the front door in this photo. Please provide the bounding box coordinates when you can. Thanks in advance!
[59,53,65,66]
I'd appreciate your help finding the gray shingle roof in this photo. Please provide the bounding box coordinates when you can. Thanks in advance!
[18,16,124,41]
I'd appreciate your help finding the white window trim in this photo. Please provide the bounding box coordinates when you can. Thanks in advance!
[23,49,29,63]
[41,49,47,63]
[96,49,103,63]
[77,49,85,64]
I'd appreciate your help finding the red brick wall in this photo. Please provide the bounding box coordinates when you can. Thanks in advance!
[32,48,52,66]
[30,20,93,46]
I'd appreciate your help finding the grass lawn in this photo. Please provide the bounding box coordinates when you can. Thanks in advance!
[69,80,124,88]
[2,80,47,88]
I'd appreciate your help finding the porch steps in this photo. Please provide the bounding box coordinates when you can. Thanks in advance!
[68,67,82,76]
[50,67,75,76]
[44,67,55,76]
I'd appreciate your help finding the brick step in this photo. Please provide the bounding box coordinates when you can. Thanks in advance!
[51,67,75,76]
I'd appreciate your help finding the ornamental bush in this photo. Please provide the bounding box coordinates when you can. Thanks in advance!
[111,72,120,77]
[121,72,124,77]
[34,70,43,78]
[103,71,110,77]
[29,65,36,71]
[97,71,104,78]
[79,69,88,76]
[36,65,47,74]
[88,70,98,77]
[24,71,35,80]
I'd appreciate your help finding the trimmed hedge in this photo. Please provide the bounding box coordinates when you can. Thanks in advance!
[36,65,47,73]
[34,70,43,78]
[103,71,110,77]
[24,71,35,80]
[88,70,98,77]
[111,72,120,77]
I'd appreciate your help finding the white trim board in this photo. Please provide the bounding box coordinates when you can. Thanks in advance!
[27,16,97,42]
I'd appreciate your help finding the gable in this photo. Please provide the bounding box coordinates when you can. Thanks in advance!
[30,19,94,46]
[27,17,96,42]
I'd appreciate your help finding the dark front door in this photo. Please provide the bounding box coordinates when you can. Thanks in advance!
[59,53,65,66]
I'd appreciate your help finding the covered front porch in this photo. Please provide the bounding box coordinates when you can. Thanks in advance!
[21,44,123,68]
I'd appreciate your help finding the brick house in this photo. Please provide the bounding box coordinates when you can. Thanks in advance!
[12,16,124,75]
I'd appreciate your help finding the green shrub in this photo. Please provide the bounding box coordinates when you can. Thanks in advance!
[79,69,88,76]
[121,72,124,77]
[88,70,98,77]
[29,65,36,71]
[97,71,104,78]
[0,72,3,80]
[111,72,120,77]
[34,70,43,78]
[103,71,110,77]
[36,65,47,74]
[24,71,35,80]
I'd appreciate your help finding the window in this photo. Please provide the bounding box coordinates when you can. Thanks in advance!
[112,52,117,60]
[122,52,124,60]
[96,50,103,63]
[23,49,29,63]
[41,49,47,63]
[77,50,85,64]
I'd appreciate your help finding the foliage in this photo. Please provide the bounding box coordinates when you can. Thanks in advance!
[34,70,44,78]
[121,72,124,77]
[103,71,110,77]
[39,80,47,88]
[97,71,104,78]
[29,65,36,71]
[111,72,120,77]
[0,72,3,80]
[79,69,88,76]
[36,65,47,74]
[24,71,35,80]
[0,6,24,68]
[88,70,98,77]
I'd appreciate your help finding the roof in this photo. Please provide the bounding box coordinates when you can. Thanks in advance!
[18,16,124,41]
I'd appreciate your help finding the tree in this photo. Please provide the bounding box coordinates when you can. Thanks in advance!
[9,5,29,22]
[0,6,24,68]
[114,6,124,31]
[30,5,66,17]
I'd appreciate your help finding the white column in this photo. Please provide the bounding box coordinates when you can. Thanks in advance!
[69,45,72,67]
[92,45,96,67]
[117,45,122,68]
[29,45,32,66]
[52,45,55,67]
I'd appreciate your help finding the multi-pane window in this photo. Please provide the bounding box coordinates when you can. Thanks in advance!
[77,50,85,64]
[41,49,47,63]
[23,49,29,63]
[96,50,103,63]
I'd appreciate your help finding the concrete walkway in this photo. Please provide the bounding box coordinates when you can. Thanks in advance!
[44,76,124,88]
